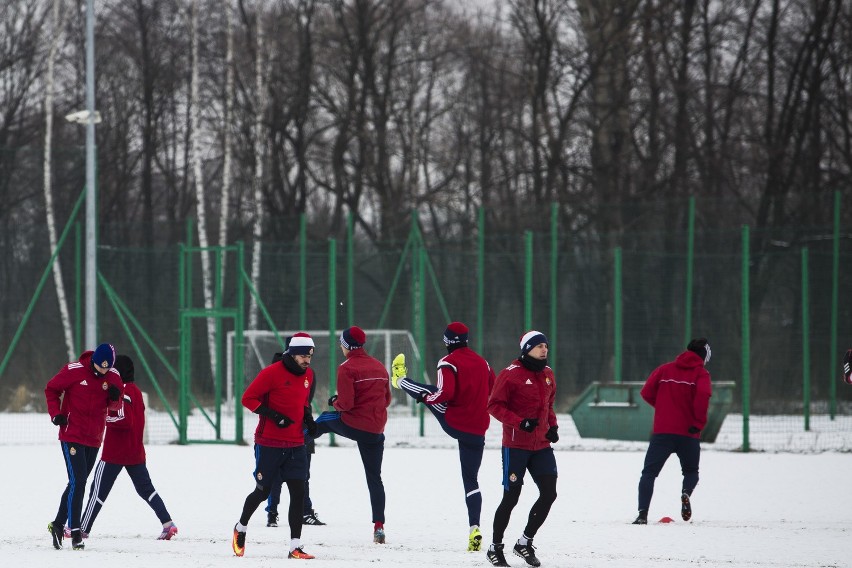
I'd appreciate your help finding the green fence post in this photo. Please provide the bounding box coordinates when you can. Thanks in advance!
[614,246,623,383]
[802,247,810,431]
[742,225,751,452]
[328,238,337,447]
[300,214,307,329]
[417,235,427,436]
[524,231,533,331]
[347,212,354,325]
[235,242,246,443]
[477,207,485,352]
[75,221,82,353]
[684,196,695,345]
[550,203,558,376]
[830,190,840,419]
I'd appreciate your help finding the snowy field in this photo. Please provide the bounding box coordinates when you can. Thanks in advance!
[2,413,851,567]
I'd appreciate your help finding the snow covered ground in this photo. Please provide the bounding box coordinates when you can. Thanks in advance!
[2,412,850,567]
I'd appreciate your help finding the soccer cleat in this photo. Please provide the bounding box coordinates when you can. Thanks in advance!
[468,526,483,552]
[632,510,648,525]
[513,540,540,567]
[486,543,510,567]
[267,512,279,527]
[72,532,85,551]
[48,521,64,550]
[288,547,315,559]
[391,354,407,389]
[232,524,246,557]
[158,522,178,540]
[681,492,692,521]
[373,527,386,544]
[302,510,326,526]
[63,526,88,539]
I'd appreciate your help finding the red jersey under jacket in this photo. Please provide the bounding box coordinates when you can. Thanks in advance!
[488,359,557,451]
[45,350,124,448]
[424,346,496,436]
[640,350,712,438]
[101,382,146,465]
[332,348,391,434]
[243,361,314,447]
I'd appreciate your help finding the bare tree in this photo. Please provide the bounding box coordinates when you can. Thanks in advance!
[190,0,218,375]
[43,0,75,360]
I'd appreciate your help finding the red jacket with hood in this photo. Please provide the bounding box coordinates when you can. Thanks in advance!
[45,350,124,448]
[332,348,391,434]
[640,350,712,437]
[488,359,557,450]
[102,381,146,464]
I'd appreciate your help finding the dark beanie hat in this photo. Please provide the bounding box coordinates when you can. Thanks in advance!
[91,343,116,370]
[519,330,548,357]
[286,332,315,356]
[687,338,711,364]
[340,326,367,350]
[114,354,135,382]
[443,322,469,346]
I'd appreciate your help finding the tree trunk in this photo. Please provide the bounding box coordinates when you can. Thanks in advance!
[44,0,75,360]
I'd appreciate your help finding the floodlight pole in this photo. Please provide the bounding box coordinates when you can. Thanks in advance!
[84,0,97,349]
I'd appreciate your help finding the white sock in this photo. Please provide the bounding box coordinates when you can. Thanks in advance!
[290,538,301,552]
[235,522,247,532]
[518,534,530,546]
[470,525,479,533]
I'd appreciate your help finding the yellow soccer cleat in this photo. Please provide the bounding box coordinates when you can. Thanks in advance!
[468,526,482,552]
[391,353,407,389]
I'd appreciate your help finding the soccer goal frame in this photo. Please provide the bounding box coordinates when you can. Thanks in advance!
[226,328,425,412]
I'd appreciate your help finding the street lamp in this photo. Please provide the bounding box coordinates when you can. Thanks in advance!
[64,0,99,351]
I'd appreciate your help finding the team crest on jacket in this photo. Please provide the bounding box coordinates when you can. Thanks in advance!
[509,473,517,482]
[69,446,77,456]
[102,381,108,390]
[304,379,309,389]
[546,378,551,385]
[256,472,263,481]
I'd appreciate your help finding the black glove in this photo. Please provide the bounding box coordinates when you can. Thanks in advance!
[416,391,430,404]
[108,384,121,401]
[328,394,338,406]
[519,418,539,432]
[51,414,67,426]
[545,425,559,443]
[303,406,318,438]
[254,405,294,428]
[688,426,701,434]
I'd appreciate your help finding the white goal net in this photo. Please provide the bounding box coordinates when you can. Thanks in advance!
[226,329,424,413]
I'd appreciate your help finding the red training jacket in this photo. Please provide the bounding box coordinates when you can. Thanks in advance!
[424,346,495,435]
[243,361,314,447]
[488,359,557,450]
[45,350,124,448]
[102,382,146,465]
[640,350,712,438]
[332,349,391,434]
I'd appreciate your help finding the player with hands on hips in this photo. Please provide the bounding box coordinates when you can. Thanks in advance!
[486,331,558,568]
